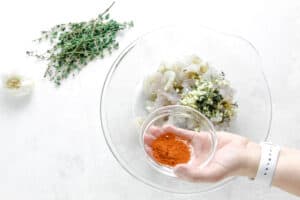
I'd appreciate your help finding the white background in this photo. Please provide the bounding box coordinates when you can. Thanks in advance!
[0,0,300,199]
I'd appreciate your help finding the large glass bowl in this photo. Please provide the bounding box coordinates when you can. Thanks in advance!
[100,25,272,194]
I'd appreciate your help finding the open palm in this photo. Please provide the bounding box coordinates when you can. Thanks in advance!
[144,125,255,182]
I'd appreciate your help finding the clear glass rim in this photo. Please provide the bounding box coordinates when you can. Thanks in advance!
[99,25,272,194]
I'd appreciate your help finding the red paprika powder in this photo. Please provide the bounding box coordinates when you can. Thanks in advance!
[150,132,191,167]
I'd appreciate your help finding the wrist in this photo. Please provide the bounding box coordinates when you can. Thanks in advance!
[272,147,287,187]
[239,141,261,179]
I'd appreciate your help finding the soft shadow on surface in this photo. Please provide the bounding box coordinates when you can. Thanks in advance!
[0,92,33,111]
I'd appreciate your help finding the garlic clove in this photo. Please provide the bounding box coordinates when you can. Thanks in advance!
[1,73,34,97]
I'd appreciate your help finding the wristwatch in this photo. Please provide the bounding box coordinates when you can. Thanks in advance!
[254,142,281,186]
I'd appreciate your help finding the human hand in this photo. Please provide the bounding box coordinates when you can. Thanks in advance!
[144,125,260,182]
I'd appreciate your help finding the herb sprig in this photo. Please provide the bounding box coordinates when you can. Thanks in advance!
[27,2,133,86]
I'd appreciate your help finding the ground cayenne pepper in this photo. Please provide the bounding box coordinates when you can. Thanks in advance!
[151,132,191,167]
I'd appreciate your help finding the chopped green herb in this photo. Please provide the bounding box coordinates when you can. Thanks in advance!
[180,79,237,123]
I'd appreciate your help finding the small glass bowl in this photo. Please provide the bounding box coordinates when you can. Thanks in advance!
[140,105,217,177]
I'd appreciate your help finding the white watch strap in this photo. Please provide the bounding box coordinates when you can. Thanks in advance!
[255,142,280,186]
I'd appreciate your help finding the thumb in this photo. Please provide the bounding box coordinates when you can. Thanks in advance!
[174,162,226,182]
[174,164,199,182]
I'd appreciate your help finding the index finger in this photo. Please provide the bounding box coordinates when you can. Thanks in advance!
[162,125,196,140]
[146,126,164,137]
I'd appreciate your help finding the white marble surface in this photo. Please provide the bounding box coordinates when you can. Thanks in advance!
[0,0,300,199]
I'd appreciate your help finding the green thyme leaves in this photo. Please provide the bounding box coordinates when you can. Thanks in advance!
[180,79,237,123]
[27,2,133,86]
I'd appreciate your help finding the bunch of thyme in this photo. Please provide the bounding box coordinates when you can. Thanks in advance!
[27,2,133,86]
